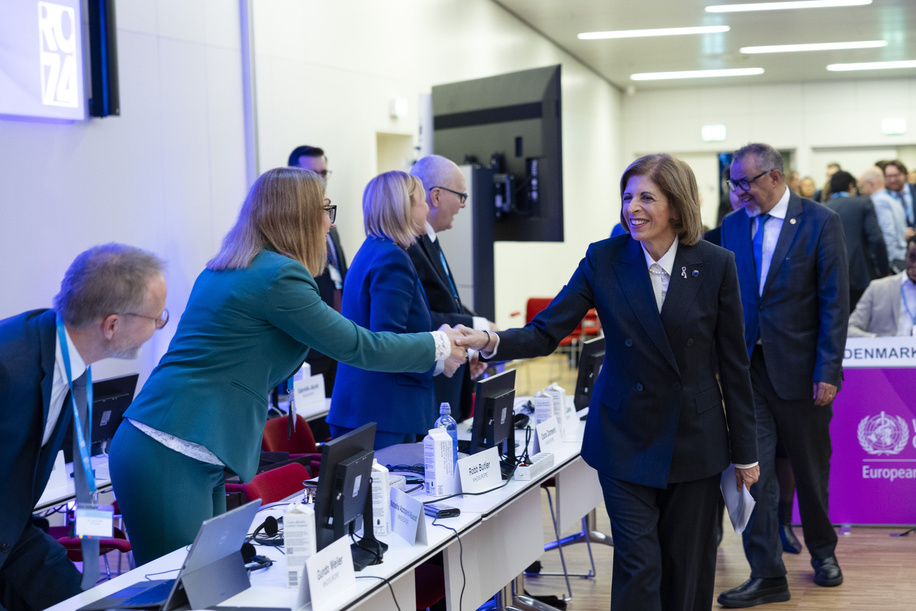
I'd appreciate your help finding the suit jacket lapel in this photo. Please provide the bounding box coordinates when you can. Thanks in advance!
[617,238,679,374]
[762,194,802,296]
[39,310,57,425]
[423,235,454,294]
[661,244,704,338]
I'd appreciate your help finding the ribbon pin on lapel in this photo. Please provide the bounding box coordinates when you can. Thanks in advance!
[681,266,687,279]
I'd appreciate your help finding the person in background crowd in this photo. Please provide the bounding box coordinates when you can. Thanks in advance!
[848,235,916,337]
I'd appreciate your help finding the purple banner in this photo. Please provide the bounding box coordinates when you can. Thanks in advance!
[827,368,916,525]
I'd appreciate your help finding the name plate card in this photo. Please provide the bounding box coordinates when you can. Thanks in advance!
[74,504,113,538]
[843,337,916,369]
[535,417,562,455]
[297,535,355,611]
[457,446,502,493]
[390,487,428,546]
[293,373,326,416]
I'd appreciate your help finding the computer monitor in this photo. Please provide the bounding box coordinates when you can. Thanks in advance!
[470,369,517,462]
[574,337,605,412]
[313,422,380,570]
[64,373,139,462]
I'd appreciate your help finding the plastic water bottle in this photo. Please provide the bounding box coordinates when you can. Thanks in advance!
[435,402,459,466]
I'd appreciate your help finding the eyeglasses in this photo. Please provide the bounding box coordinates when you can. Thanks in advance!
[432,186,468,204]
[122,308,169,330]
[727,170,774,192]
[314,170,332,179]
[323,199,337,223]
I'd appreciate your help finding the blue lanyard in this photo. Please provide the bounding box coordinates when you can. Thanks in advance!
[902,283,916,326]
[56,317,96,496]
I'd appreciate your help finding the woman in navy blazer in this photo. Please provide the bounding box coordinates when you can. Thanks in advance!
[109,168,466,564]
[328,171,456,449]
[462,155,759,611]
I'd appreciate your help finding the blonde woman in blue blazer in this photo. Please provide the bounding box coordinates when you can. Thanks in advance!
[109,168,467,565]
[328,171,457,449]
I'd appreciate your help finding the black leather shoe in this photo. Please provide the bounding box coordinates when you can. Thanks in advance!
[779,522,803,554]
[812,556,844,587]
[717,577,790,608]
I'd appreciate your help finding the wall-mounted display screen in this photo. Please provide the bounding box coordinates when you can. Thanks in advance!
[0,0,86,121]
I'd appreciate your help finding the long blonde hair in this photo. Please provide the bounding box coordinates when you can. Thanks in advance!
[208,167,328,276]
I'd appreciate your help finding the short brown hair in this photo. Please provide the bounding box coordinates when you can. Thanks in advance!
[363,171,424,249]
[208,167,327,277]
[619,154,703,245]
[54,244,165,328]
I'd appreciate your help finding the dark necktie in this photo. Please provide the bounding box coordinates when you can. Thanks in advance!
[70,372,100,588]
[753,213,771,294]
[434,240,459,301]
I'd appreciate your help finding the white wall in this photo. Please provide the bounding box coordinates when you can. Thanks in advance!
[0,0,247,385]
[621,78,916,227]
[251,0,623,330]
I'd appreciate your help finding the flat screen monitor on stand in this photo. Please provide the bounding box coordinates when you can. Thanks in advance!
[63,373,139,462]
[313,422,382,570]
[574,336,605,413]
[470,369,517,474]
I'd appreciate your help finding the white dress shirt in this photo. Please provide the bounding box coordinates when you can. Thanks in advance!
[749,186,791,295]
[44,326,87,446]
[641,239,678,312]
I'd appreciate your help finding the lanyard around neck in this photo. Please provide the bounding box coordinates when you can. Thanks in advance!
[56,317,96,495]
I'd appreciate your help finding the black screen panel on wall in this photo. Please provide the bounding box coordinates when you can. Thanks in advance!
[432,65,563,242]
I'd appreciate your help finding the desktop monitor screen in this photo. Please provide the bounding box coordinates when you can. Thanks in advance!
[574,337,604,412]
[470,369,517,460]
[63,373,138,462]
[314,422,376,554]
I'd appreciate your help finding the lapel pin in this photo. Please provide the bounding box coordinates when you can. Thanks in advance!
[790,218,797,225]
[681,266,687,279]
[692,270,699,277]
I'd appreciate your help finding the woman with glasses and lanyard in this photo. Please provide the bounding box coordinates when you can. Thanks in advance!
[108,167,468,565]
[327,171,457,449]
[458,154,758,611]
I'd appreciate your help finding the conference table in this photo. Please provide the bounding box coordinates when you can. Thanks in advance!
[48,407,604,611]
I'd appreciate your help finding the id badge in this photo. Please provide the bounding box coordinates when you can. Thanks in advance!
[75,503,114,538]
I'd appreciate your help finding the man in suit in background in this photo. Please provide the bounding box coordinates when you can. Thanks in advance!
[0,244,167,611]
[848,235,916,337]
[859,166,908,274]
[408,154,496,420]
[717,143,849,608]
[824,170,889,309]
[289,145,348,396]
[883,160,916,241]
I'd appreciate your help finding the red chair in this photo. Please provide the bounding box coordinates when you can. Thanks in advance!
[242,462,311,505]
[261,415,322,476]
[520,297,585,376]
[50,525,134,579]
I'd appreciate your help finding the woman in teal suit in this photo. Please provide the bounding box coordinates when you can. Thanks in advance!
[328,171,455,449]
[109,168,466,564]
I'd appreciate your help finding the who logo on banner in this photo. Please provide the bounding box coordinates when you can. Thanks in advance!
[857,412,910,456]
[38,1,79,108]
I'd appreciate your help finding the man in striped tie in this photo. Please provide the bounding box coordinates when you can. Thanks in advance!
[0,244,167,610]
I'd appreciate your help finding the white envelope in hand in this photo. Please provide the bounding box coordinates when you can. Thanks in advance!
[720,464,756,534]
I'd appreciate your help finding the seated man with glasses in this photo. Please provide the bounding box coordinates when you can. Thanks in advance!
[288,145,347,396]
[0,243,167,610]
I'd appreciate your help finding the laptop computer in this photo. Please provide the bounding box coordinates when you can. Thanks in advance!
[78,499,262,610]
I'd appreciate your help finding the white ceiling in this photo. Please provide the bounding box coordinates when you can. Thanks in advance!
[494,0,916,89]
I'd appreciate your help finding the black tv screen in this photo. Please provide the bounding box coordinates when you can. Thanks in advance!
[432,65,563,242]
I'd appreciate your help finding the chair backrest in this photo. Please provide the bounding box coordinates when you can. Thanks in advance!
[242,462,310,505]
[261,414,317,454]
[526,298,554,324]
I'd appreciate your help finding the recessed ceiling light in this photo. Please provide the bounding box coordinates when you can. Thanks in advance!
[706,0,871,13]
[578,26,729,40]
[630,68,765,81]
[827,60,916,71]
[741,40,886,54]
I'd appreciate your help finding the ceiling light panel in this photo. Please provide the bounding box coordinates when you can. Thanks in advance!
[579,26,729,40]
[827,60,916,71]
[706,0,871,13]
[630,68,765,81]
[740,40,886,53]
